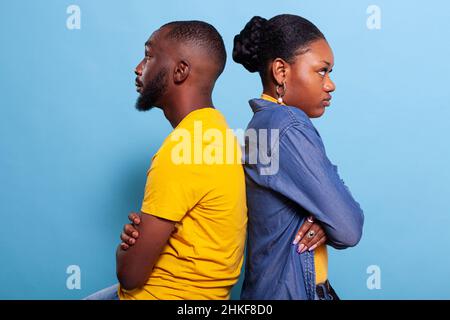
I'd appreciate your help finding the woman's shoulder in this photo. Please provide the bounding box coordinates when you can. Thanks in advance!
[248,98,314,132]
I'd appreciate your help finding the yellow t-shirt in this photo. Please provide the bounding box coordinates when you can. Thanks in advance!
[118,107,248,300]
[260,94,328,284]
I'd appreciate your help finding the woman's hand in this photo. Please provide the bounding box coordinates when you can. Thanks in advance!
[293,216,327,254]
[119,212,141,250]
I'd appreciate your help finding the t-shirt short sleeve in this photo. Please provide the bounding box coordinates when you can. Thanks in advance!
[140,139,201,222]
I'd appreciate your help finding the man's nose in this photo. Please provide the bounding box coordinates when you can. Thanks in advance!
[135,61,143,76]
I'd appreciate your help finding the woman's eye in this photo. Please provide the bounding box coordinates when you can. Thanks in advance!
[318,70,327,76]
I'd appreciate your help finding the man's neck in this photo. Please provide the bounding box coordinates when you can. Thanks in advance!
[163,95,214,128]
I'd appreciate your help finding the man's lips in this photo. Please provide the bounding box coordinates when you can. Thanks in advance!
[135,78,143,92]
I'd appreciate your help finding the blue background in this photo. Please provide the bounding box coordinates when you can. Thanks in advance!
[1,0,449,299]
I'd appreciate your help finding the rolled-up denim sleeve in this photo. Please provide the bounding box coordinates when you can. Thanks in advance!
[269,123,364,249]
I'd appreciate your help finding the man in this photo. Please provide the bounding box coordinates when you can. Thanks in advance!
[85,20,247,300]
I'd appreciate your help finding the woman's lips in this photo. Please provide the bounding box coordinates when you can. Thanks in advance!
[322,95,332,107]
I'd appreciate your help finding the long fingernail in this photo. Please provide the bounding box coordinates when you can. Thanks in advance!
[309,244,317,251]
[301,245,308,254]
[293,236,300,245]
[297,244,305,253]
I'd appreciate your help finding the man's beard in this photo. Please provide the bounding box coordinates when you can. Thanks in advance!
[135,68,168,111]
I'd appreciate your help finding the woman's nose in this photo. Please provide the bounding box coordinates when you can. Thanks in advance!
[324,77,336,92]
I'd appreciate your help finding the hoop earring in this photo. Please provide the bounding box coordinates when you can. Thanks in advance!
[276,82,286,104]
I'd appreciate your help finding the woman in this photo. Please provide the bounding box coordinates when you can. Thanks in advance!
[233,14,364,300]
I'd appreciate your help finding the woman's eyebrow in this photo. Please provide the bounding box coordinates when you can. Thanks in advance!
[320,60,333,71]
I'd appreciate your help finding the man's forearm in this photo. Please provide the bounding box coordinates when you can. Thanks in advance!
[116,245,131,289]
[116,244,147,291]
[115,213,176,291]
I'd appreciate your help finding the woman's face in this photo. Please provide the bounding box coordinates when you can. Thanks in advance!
[283,39,336,118]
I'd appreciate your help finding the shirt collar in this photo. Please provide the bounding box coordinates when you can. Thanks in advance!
[248,95,313,127]
[260,93,286,105]
[249,94,285,113]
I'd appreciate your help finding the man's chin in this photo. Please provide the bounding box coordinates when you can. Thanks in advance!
[135,104,155,112]
[135,96,156,112]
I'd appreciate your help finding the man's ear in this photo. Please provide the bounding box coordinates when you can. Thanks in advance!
[271,58,288,86]
[173,60,190,84]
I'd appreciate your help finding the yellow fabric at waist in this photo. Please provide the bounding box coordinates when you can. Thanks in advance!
[314,244,328,284]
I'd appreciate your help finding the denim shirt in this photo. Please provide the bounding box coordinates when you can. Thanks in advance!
[240,98,364,300]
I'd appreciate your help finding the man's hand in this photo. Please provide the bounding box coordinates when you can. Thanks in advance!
[120,212,141,250]
[292,216,327,254]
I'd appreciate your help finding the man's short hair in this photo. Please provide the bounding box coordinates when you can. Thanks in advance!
[162,20,227,77]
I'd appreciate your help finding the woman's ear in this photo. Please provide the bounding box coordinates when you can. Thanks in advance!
[173,60,190,84]
[271,58,288,85]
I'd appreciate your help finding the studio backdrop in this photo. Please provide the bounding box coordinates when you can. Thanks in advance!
[1,0,449,299]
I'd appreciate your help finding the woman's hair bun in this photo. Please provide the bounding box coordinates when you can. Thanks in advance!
[232,16,267,73]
